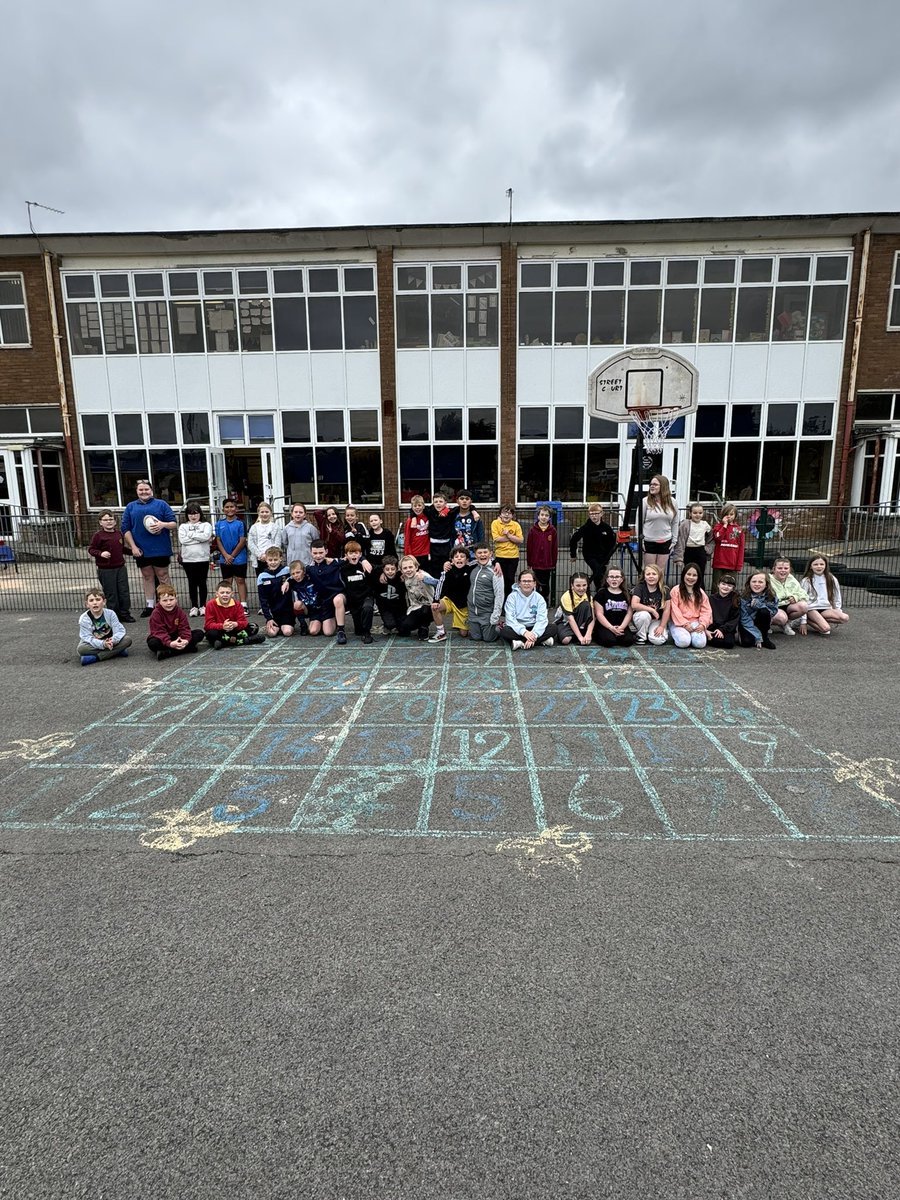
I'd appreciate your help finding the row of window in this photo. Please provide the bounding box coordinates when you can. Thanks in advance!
[513,402,832,442]
[0,405,64,436]
[855,392,900,423]
[64,266,376,300]
[520,255,849,289]
[80,409,381,450]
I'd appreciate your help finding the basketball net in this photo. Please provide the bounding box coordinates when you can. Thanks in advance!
[633,410,680,454]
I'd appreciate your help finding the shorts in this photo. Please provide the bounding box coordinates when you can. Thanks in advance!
[223,562,248,578]
[437,597,468,631]
[137,555,171,569]
[317,597,338,621]
[643,539,672,554]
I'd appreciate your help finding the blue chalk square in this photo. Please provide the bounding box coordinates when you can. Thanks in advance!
[640,768,799,838]
[526,725,632,770]
[604,690,686,725]
[540,768,673,838]
[189,691,283,725]
[621,727,727,770]
[53,767,213,829]
[271,692,351,726]
[332,726,430,769]
[288,766,420,834]
[437,725,527,769]
[426,769,539,833]
[445,665,510,694]
[676,690,760,727]
[438,690,520,726]
[519,690,605,724]
[715,728,828,772]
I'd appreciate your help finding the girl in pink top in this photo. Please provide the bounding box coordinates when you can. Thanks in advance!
[668,563,713,649]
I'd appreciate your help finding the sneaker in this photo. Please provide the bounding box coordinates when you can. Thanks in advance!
[80,654,98,666]
[140,606,153,619]
[199,606,206,616]
[783,622,796,637]
[428,630,447,643]
[246,634,266,646]
[212,639,224,651]
[189,607,199,618]
[336,629,348,645]
[362,634,373,645]
[762,638,777,650]
[157,650,170,662]
[511,639,524,651]
[544,637,554,647]
[120,614,136,623]
[241,601,248,611]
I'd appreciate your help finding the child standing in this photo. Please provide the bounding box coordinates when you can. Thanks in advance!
[342,506,371,556]
[453,491,484,560]
[146,584,205,660]
[424,492,457,578]
[500,570,554,650]
[204,581,264,649]
[215,500,249,608]
[630,564,669,646]
[466,543,504,643]
[257,547,297,638]
[400,496,430,569]
[366,514,397,570]
[340,541,375,645]
[526,506,558,602]
[668,564,713,649]
[593,566,636,647]
[801,555,850,635]
[707,574,741,648]
[712,504,745,589]
[281,503,319,567]
[641,475,679,577]
[556,573,595,647]
[177,501,214,617]
[76,588,133,665]
[672,502,714,585]
[491,502,524,599]
[739,572,778,650]
[314,506,346,559]
[88,510,134,623]
[247,502,282,576]
[569,503,617,586]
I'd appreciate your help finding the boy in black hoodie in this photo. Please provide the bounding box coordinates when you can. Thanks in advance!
[340,541,375,644]
[257,547,297,637]
[373,555,406,634]
[569,503,616,585]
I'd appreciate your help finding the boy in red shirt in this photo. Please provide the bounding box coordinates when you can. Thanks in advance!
[146,584,205,661]
[401,495,430,568]
[712,504,745,589]
[88,510,135,623]
[203,580,265,649]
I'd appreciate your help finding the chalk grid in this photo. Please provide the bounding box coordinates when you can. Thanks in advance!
[2,639,899,846]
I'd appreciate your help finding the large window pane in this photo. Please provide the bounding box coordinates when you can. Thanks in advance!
[239,298,273,352]
[181,412,211,444]
[0,308,28,344]
[149,449,184,504]
[29,407,63,434]
[468,408,497,440]
[248,415,275,444]
[517,445,550,504]
[519,292,552,345]
[626,290,661,343]
[433,446,465,495]
[724,443,760,500]
[399,409,429,441]
[65,276,95,299]
[432,265,461,290]
[308,297,342,350]
[689,442,726,499]
[431,295,463,347]
[100,303,136,354]
[760,442,796,499]
[855,394,893,422]
[467,445,498,503]
[465,293,498,346]
[731,405,762,437]
[554,291,588,344]
[169,302,205,353]
[316,411,345,442]
[435,408,463,440]
[238,270,268,294]
[555,408,583,439]
[66,303,102,355]
[343,296,378,349]
[183,450,208,501]
[778,257,810,282]
[521,263,551,288]
[589,417,619,439]
[815,256,848,282]
[396,294,429,348]
[282,448,316,504]
[85,450,118,506]
[630,261,661,286]
[397,266,426,291]
[349,447,382,503]
[698,289,734,342]
[695,405,726,438]
[273,269,304,294]
[557,262,588,287]
[349,410,379,442]
[590,290,625,344]
[809,285,848,340]
[468,265,497,289]
[82,414,111,446]
[115,414,143,445]
[344,267,374,292]
[400,447,431,502]
[586,444,619,502]
[802,404,833,436]
[593,262,624,286]
[137,301,170,353]
[203,271,233,296]
[168,272,198,296]
[520,408,548,439]
[552,444,585,502]
[218,415,245,444]
[134,273,164,297]
[309,268,339,293]
[273,297,308,350]
[795,443,832,500]
[662,289,697,343]
[704,260,735,284]
[282,411,311,442]
[117,450,150,501]
[148,413,177,444]
[204,300,238,352]
[772,287,809,340]
[741,259,772,284]
[767,404,797,436]
[315,446,349,504]
[735,287,772,342]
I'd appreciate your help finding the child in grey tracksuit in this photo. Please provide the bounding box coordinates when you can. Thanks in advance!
[466,546,504,642]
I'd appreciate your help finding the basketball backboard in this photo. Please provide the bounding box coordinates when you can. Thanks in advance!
[588,346,699,421]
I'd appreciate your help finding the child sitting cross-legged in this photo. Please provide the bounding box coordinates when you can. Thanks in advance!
[76,587,133,666]
[204,580,265,650]
[257,546,297,638]
[146,584,205,661]
[500,569,555,651]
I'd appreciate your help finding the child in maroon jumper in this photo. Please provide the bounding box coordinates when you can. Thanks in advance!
[88,510,134,622]
[526,506,559,603]
[711,504,745,589]
[146,584,205,661]
[203,580,264,649]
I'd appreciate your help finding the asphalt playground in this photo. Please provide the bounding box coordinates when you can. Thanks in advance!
[1,607,898,1199]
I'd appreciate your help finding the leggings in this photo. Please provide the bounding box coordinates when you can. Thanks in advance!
[670,625,708,648]
[181,561,210,609]
[498,558,519,599]
[682,547,708,585]
[593,623,636,647]
[498,625,554,646]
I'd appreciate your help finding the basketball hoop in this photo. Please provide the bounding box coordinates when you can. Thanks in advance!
[632,409,682,454]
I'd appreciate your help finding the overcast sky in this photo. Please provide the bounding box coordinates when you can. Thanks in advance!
[4,0,900,235]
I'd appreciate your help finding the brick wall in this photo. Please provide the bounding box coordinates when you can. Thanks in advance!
[0,255,60,405]
[855,234,900,391]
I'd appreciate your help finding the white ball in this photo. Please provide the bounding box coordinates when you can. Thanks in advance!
[143,514,159,533]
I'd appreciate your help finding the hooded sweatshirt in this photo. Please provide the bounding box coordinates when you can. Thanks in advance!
[468,562,504,623]
[503,585,548,637]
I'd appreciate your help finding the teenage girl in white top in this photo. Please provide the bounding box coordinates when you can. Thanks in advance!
[641,474,679,578]
[801,555,849,635]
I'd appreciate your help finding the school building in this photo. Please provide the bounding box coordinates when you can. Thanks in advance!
[1,213,900,529]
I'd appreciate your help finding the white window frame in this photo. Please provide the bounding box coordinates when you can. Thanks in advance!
[0,272,31,347]
[888,251,900,331]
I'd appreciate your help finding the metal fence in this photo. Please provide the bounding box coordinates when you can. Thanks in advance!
[1,501,898,612]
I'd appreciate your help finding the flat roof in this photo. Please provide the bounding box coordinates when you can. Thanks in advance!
[2,211,898,257]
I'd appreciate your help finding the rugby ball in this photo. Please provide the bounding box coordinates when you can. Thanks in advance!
[143,514,160,533]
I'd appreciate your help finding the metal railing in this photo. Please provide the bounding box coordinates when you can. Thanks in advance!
[1,501,898,612]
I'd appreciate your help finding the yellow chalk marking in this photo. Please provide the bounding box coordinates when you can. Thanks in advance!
[139,805,242,852]
[828,753,900,809]
[0,733,76,762]
[495,824,593,875]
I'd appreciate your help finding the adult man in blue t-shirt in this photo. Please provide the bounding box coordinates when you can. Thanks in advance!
[121,479,177,618]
